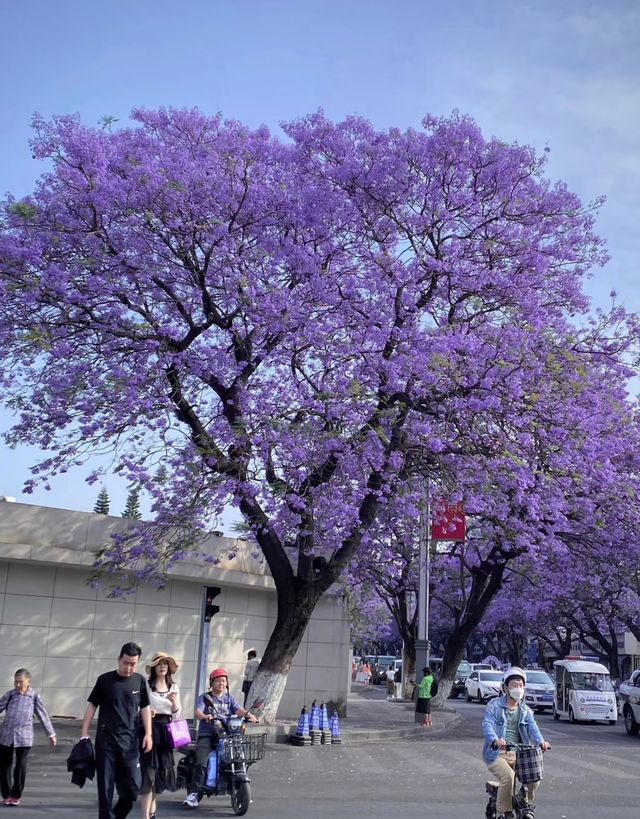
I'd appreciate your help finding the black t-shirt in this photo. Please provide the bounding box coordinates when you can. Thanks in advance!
[88,670,149,750]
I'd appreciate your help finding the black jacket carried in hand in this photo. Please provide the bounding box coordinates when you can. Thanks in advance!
[67,737,96,788]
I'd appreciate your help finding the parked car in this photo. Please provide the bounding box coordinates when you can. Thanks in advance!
[465,670,503,703]
[617,668,640,735]
[523,669,555,713]
[450,660,472,699]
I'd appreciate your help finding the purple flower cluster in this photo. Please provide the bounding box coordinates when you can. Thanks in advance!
[0,108,638,672]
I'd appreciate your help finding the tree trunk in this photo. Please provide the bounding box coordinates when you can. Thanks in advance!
[244,584,320,724]
[432,556,507,707]
[402,640,415,698]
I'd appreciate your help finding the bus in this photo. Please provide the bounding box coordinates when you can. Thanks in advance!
[553,656,617,725]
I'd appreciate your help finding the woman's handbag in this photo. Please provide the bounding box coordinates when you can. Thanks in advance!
[166,718,191,748]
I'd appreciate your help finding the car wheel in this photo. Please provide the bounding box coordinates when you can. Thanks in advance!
[608,720,616,726]
[466,690,472,702]
[624,706,639,735]
[552,705,560,721]
[569,707,577,724]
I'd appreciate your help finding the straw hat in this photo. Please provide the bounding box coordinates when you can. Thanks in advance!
[145,651,179,675]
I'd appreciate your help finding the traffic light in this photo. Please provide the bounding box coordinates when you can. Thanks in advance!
[204,586,221,622]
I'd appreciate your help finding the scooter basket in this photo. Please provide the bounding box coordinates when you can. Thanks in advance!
[221,732,268,765]
[515,746,543,783]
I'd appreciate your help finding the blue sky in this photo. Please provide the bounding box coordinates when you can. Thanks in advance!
[1,0,638,519]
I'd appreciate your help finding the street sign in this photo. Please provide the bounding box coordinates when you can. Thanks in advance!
[431,500,465,541]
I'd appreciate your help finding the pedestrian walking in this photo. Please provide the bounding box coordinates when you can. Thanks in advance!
[80,642,152,819]
[394,666,402,699]
[241,649,260,707]
[140,652,181,819]
[0,668,57,806]
[385,666,396,700]
[416,666,434,727]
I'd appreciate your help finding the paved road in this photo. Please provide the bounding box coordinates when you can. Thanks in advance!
[12,702,640,817]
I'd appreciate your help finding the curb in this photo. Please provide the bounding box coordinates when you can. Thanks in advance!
[36,707,464,748]
[272,709,464,744]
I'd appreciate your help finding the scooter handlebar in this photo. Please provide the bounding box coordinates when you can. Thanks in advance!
[491,741,539,751]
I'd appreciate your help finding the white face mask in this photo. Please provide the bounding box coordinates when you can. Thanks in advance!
[508,686,524,701]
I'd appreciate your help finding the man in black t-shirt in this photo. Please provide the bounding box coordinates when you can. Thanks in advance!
[81,642,152,819]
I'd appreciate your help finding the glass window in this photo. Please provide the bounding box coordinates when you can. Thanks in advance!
[571,672,613,691]
[478,671,503,682]
[526,672,553,685]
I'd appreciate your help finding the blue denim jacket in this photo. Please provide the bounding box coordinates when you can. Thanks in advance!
[482,695,544,764]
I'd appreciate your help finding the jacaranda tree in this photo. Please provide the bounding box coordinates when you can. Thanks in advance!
[1,107,635,720]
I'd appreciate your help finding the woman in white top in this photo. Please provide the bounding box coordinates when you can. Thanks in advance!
[140,652,182,819]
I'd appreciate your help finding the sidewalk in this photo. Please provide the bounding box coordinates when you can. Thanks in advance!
[36,685,462,748]
[336,684,463,742]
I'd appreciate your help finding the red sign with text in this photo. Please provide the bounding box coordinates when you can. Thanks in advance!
[431,501,466,541]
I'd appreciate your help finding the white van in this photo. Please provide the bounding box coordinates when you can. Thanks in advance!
[553,656,617,725]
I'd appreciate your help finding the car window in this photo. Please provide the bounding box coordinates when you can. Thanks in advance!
[478,671,503,682]
[571,672,613,692]
[526,672,553,685]
[457,662,471,675]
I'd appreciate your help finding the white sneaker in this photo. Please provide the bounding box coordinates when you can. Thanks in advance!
[183,792,199,808]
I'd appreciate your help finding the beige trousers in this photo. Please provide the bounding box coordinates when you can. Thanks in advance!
[487,751,538,814]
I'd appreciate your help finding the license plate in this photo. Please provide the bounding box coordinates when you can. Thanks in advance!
[540,695,552,701]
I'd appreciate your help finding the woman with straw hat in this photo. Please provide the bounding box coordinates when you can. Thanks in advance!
[140,652,181,819]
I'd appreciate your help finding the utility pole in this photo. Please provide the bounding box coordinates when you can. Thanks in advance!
[415,483,431,716]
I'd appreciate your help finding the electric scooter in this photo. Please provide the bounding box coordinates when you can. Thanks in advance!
[177,716,267,815]
[485,742,544,819]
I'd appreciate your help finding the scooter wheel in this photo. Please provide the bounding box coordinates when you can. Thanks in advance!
[231,781,251,816]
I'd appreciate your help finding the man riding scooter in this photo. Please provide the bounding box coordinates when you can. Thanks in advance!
[183,668,258,809]
[482,667,551,819]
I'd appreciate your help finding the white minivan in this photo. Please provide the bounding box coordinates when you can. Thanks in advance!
[553,656,617,725]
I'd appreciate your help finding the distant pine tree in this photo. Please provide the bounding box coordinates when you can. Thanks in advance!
[122,487,142,519]
[94,486,110,515]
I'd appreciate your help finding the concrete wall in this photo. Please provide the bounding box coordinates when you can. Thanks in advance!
[0,501,350,719]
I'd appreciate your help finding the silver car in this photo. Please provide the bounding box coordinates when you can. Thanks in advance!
[523,670,555,713]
